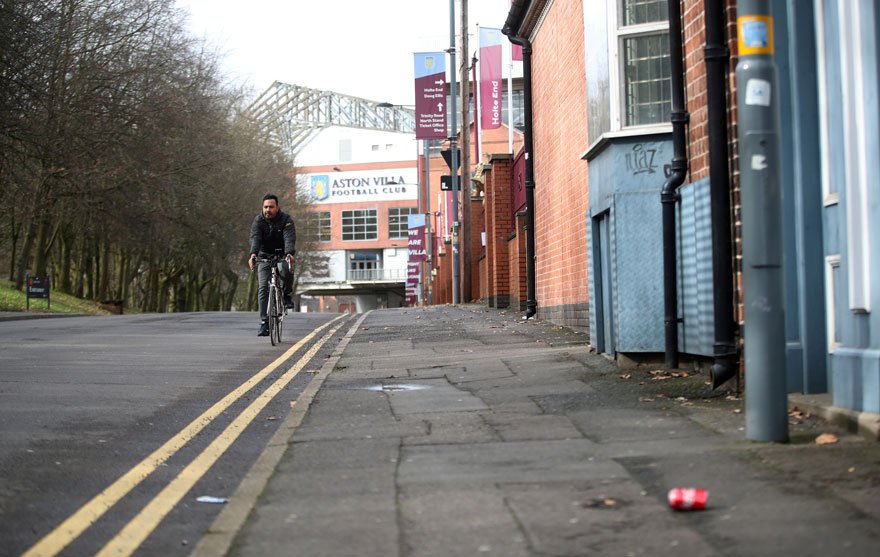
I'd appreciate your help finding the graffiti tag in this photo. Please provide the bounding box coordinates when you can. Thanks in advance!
[625,144,658,175]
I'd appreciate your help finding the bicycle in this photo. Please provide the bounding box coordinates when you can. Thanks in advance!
[254,255,288,345]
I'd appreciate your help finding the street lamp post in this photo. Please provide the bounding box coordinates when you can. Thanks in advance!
[448,0,460,305]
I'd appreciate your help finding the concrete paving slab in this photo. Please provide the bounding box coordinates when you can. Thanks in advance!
[400,484,529,557]
[482,413,584,441]
[397,439,617,485]
[568,408,719,443]
[382,377,489,414]
[501,480,719,556]
[398,412,500,445]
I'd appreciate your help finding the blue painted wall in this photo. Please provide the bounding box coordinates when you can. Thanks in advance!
[814,0,880,412]
[587,135,672,354]
[677,179,715,357]
[774,0,828,394]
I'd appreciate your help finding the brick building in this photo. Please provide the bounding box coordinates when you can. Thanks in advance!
[296,127,419,313]
[496,0,880,418]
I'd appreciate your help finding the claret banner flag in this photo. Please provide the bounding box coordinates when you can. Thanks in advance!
[479,27,503,130]
[413,52,448,139]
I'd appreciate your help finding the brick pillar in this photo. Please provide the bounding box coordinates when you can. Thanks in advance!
[486,155,514,308]
[509,210,528,311]
[467,197,484,302]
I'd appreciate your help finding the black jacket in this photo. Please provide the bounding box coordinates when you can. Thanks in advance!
[250,211,296,257]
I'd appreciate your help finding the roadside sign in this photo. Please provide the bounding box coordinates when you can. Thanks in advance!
[26,274,50,310]
[440,148,461,171]
[440,175,462,191]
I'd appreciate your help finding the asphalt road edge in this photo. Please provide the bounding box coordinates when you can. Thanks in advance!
[190,311,370,557]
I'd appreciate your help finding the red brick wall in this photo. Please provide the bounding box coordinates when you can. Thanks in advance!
[530,0,590,322]
[478,255,487,301]
[435,247,451,304]
[481,155,515,307]
[467,197,484,301]
[508,211,528,310]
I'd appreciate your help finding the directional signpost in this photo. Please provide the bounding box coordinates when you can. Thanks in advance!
[413,53,448,140]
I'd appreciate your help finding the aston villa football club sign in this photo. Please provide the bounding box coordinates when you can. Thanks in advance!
[304,169,418,204]
[310,175,330,201]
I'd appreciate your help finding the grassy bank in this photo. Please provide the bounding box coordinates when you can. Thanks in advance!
[0,279,114,315]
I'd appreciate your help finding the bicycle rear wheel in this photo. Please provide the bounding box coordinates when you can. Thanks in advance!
[268,283,280,346]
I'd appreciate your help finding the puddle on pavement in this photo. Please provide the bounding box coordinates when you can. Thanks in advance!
[364,384,431,392]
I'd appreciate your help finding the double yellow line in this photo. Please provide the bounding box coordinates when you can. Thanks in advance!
[24,315,346,557]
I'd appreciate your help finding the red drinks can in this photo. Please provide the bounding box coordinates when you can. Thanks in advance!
[667,488,708,511]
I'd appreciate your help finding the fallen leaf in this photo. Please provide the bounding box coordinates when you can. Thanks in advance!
[603,498,617,507]
[815,433,839,445]
[733,408,742,414]
[619,374,632,380]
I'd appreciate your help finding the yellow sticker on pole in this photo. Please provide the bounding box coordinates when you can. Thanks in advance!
[738,15,774,55]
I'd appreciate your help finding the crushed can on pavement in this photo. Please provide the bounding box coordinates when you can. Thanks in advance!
[667,488,708,511]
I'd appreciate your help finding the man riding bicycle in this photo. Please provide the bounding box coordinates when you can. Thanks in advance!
[248,194,296,337]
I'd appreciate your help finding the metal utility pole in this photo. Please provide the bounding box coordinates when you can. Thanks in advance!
[448,0,460,304]
[735,0,788,442]
[460,0,472,303]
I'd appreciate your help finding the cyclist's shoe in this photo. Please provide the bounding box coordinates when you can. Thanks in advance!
[283,295,295,309]
[258,321,269,337]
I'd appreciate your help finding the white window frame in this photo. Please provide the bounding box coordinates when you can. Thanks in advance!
[607,0,672,132]
[388,207,418,240]
[814,0,839,207]
[341,208,378,241]
[837,0,871,314]
[825,255,841,352]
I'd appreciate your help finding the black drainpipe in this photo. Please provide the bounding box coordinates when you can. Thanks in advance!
[705,0,738,388]
[662,0,689,369]
[504,5,537,319]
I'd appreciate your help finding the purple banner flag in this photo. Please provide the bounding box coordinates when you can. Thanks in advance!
[479,28,503,130]
[407,213,427,263]
[406,214,427,306]
[512,43,523,61]
[413,52,448,140]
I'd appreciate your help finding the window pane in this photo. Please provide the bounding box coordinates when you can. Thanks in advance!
[342,209,378,241]
[623,0,668,26]
[388,207,418,239]
[318,211,331,242]
[624,33,671,126]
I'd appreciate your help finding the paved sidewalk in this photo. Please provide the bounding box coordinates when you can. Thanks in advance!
[197,306,880,557]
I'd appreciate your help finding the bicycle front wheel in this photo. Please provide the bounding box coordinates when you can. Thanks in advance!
[275,288,284,343]
[268,284,280,346]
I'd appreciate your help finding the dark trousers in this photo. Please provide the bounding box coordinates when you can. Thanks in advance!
[257,259,292,321]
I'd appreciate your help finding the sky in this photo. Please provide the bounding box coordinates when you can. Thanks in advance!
[174,0,514,106]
